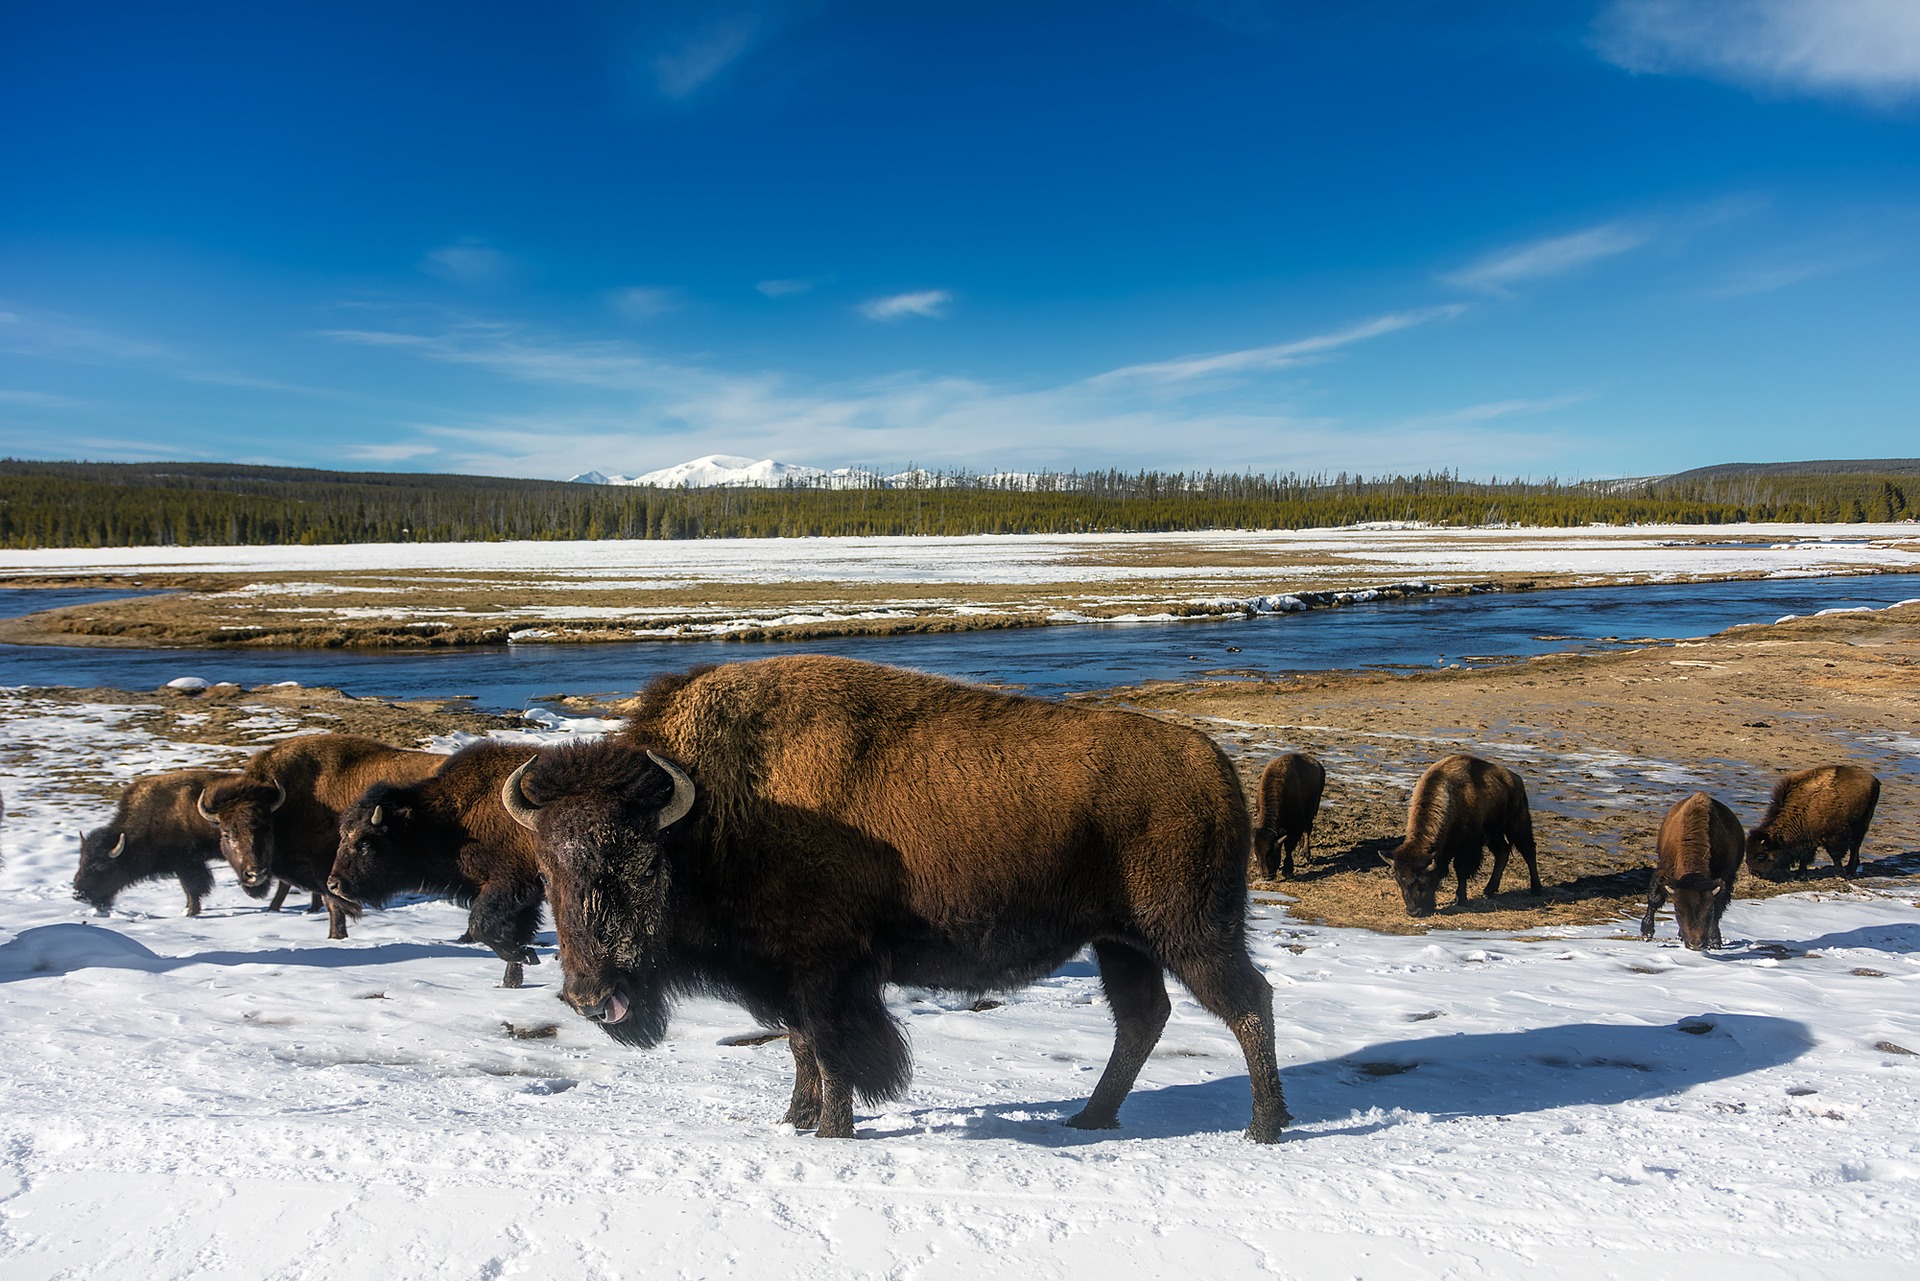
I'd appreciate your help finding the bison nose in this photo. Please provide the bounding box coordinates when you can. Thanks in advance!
[326,877,344,895]
[570,990,631,1025]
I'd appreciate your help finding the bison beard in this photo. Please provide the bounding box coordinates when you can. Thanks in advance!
[506,655,1289,1143]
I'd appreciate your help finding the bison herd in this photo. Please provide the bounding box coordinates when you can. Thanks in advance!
[69,655,1883,1142]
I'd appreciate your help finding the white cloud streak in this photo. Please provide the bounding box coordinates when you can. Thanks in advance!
[1594,0,1920,103]
[610,287,682,321]
[755,278,814,297]
[421,239,512,285]
[1089,306,1465,384]
[859,290,953,321]
[1443,223,1653,294]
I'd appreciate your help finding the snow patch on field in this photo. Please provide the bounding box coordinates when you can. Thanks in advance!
[0,698,1917,1275]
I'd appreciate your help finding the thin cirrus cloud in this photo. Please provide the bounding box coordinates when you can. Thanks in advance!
[420,238,512,285]
[859,290,953,321]
[1593,0,1920,104]
[610,286,682,321]
[1441,222,1654,295]
[756,278,815,297]
[650,19,760,98]
[1089,306,1466,385]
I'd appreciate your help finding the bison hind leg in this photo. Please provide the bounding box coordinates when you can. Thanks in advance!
[1162,943,1290,1143]
[1067,941,1173,1132]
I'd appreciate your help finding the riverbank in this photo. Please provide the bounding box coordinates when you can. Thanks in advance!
[2,523,1916,649]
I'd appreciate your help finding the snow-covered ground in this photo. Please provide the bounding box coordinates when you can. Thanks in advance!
[4,523,1919,587]
[2,699,1917,1278]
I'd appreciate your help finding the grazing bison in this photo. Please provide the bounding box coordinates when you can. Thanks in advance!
[1252,752,1325,880]
[1641,791,1743,951]
[199,734,443,938]
[1746,764,1881,880]
[331,741,547,987]
[1390,753,1539,918]
[73,769,237,916]
[501,655,1289,1143]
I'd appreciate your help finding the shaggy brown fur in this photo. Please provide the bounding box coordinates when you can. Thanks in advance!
[1390,753,1539,918]
[1641,791,1743,951]
[1252,753,1325,879]
[331,741,546,987]
[510,655,1288,1143]
[73,769,237,915]
[1746,763,1881,879]
[201,734,443,938]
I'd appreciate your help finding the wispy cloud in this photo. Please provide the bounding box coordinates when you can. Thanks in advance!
[1090,306,1465,384]
[346,442,441,463]
[652,19,760,98]
[610,286,683,321]
[756,278,815,297]
[0,387,91,409]
[1443,223,1653,294]
[859,290,953,321]
[421,238,512,285]
[1594,0,1920,104]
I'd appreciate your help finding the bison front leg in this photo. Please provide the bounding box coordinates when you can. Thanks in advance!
[1639,875,1667,940]
[792,961,910,1140]
[467,879,544,988]
[268,880,292,912]
[783,1027,823,1129]
[324,896,350,940]
[1068,941,1171,1132]
[178,861,215,918]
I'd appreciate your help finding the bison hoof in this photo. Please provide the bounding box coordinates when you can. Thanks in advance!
[783,1105,821,1129]
[520,948,540,965]
[456,931,475,944]
[1245,1107,1292,1144]
[502,963,525,989]
[1063,1109,1120,1131]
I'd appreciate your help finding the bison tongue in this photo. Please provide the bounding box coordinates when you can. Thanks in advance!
[604,991,631,1025]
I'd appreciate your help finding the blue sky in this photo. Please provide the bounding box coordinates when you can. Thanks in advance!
[2,1,1917,481]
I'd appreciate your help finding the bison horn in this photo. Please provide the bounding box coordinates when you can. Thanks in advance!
[646,751,696,830]
[501,757,543,832]
[370,804,384,829]
[196,788,217,822]
[109,832,127,859]
[268,778,287,812]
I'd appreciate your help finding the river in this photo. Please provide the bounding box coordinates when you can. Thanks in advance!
[2,574,1916,711]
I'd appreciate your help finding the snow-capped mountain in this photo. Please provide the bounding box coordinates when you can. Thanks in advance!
[571,454,923,489]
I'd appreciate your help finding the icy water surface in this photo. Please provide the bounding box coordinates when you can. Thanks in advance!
[2,573,1916,711]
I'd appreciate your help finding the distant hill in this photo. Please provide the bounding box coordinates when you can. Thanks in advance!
[1663,458,1920,483]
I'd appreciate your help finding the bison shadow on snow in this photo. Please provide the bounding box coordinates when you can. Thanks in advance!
[0,923,488,981]
[937,1012,1813,1144]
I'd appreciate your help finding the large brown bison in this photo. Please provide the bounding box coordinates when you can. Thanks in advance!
[1390,753,1539,917]
[500,656,1289,1143]
[1746,764,1881,880]
[73,769,237,916]
[1252,752,1325,880]
[330,741,546,987]
[1641,791,1743,951]
[199,734,443,938]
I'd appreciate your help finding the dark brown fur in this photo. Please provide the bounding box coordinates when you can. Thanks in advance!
[514,655,1289,1143]
[73,769,237,915]
[1390,753,1539,917]
[1641,791,1743,950]
[1252,753,1325,879]
[1746,764,1881,879]
[201,734,443,938]
[331,741,546,987]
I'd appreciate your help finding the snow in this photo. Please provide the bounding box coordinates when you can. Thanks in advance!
[6,524,1920,588]
[1,697,1917,1275]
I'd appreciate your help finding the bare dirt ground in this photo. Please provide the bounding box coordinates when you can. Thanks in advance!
[1098,604,1920,934]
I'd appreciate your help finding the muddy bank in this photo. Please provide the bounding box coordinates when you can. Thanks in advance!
[1103,604,1920,932]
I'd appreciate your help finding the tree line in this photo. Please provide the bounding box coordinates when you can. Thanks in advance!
[0,458,1912,549]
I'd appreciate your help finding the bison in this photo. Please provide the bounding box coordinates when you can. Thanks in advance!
[1390,753,1539,917]
[1252,752,1325,880]
[199,734,443,938]
[73,769,237,916]
[331,741,547,988]
[499,655,1289,1143]
[1746,764,1881,880]
[1641,791,1742,950]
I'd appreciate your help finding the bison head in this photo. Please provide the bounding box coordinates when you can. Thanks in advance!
[1252,827,1283,880]
[1744,828,1799,881]
[500,742,695,1047]
[329,785,417,908]
[72,825,139,911]
[199,776,286,896]
[1389,845,1441,918]
[1668,873,1726,951]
